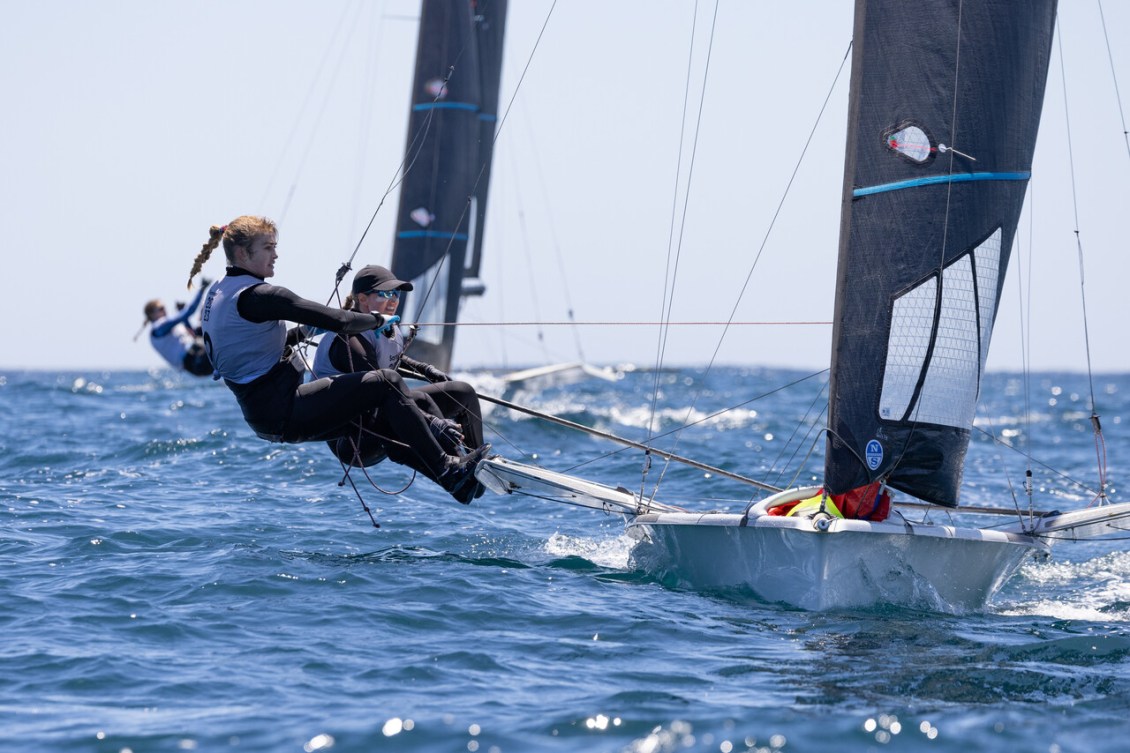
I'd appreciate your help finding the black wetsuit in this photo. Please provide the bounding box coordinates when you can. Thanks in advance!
[209,268,454,479]
[321,331,485,476]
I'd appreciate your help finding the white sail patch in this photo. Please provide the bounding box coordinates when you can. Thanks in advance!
[974,229,1003,373]
[879,277,936,421]
[424,77,448,99]
[410,207,435,228]
[880,229,1003,428]
[885,124,933,163]
[914,255,980,426]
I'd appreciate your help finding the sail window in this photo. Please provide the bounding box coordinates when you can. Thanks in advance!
[424,77,447,99]
[883,122,935,165]
[880,277,936,421]
[879,229,1003,429]
[974,230,1002,373]
[410,207,435,228]
[914,255,980,427]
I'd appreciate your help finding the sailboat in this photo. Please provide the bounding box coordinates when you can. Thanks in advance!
[388,0,508,374]
[386,0,623,389]
[473,0,1130,611]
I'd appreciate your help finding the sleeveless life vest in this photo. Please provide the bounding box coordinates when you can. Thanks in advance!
[372,326,405,370]
[310,329,381,379]
[310,334,339,379]
[200,276,286,384]
[150,321,196,370]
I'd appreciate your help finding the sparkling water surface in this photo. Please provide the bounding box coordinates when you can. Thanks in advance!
[2,368,1128,752]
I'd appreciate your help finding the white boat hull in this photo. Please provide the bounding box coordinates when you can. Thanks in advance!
[627,510,1044,612]
[476,458,1122,611]
[500,362,622,396]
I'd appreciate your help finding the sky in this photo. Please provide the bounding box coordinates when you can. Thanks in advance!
[2,0,1128,373]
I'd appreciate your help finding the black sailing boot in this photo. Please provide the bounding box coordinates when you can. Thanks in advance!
[438,443,492,504]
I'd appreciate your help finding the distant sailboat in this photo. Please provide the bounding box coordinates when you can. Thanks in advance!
[389,0,507,373]
[388,1,623,387]
[475,0,1130,611]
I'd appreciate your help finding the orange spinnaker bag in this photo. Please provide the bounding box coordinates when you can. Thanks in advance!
[832,481,891,521]
[766,500,801,516]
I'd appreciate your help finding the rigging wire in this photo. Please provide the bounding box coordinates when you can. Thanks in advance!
[473,369,834,492]
[556,369,829,478]
[973,424,1105,502]
[478,393,777,491]
[1096,0,1130,162]
[763,378,830,491]
[276,2,369,229]
[1020,184,1035,516]
[257,0,359,216]
[505,146,553,364]
[646,32,853,500]
[1055,16,1108,506]
[348,1,387,235]
[403,0,559,347]
[501,98,591,364]
[330,62,457,308]
[647,0,707,447]
[391,319,830,328]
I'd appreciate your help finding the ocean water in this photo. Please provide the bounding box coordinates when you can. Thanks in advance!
[2,366,1129,753]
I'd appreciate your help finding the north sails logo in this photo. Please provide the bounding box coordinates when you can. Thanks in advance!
[865,440,884,470]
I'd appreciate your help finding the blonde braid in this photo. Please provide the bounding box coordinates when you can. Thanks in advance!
[343,293,357,311]
[188,225,225,289]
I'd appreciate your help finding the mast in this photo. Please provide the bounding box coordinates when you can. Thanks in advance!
[389,0,508,372]
[825,0,1058,507]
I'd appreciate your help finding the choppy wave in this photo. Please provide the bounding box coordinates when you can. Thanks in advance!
[2,368,1130,752]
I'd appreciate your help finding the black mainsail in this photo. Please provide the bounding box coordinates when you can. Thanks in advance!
[389,0,508,373]
[825,0,1059,507]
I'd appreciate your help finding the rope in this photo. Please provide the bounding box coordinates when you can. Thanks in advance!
[399,319,831,328]
[1056,16,1108,506]
[972,424,1104,502]
[1096,0,1130,162]
[647,26,852,499]
[258,1,359,217]
[326,62,458,308]
[477,392,779,492]
[649,0,711,448]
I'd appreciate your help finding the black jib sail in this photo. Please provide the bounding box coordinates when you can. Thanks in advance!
[825,0,1059,507]
[389,0,508,373]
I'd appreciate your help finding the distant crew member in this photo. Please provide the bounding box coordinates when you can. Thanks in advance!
[143,282,213,376]
[187,215,489,504]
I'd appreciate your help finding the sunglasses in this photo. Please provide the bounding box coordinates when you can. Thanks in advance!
[368,290,401,299]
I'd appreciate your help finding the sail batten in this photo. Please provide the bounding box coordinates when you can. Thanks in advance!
[826,0,1058,507]
[853,171,1031,197]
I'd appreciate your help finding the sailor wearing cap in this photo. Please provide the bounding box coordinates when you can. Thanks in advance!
[312,265,487,501]
[188,216,490,504]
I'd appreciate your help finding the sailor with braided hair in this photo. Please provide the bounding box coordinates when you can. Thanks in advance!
[191,215,490,504]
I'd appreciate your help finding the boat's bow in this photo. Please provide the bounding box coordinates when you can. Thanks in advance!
[627,488,1046,612]
[1000,500,1130,542]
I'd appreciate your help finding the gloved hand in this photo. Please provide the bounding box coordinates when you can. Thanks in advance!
[428,416,465,453]
[422,364,451,383]
[200,277,213,288]
[373,314,400,335]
